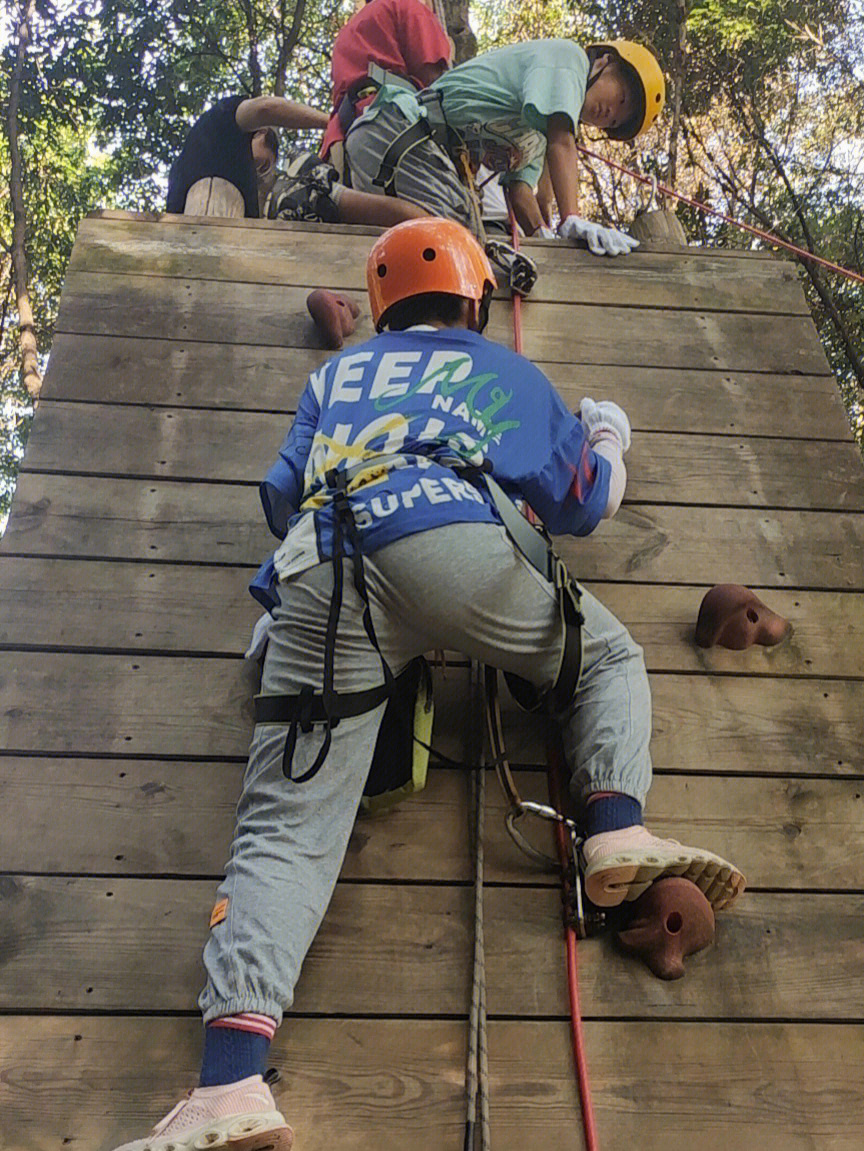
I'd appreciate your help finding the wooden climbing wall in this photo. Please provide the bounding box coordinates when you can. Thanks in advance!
[2,211,864,1150]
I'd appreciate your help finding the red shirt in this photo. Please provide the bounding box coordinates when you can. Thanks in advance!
[321,0,451,157]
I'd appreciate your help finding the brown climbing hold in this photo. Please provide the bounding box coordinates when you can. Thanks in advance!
[616,877,715,981]
[695,583,790,650]
[306,289,361,350]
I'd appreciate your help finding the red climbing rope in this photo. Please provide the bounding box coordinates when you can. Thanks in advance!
[547,738,600,1151]
[574,142,864,288]
[506,204,600,1151]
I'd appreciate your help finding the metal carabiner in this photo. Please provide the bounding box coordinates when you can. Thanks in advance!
[504,800,582,869]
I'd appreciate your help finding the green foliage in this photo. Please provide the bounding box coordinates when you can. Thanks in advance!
[1,0,862,530]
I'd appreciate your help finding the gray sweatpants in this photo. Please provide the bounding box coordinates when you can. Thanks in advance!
[199,522,652,1025]
[345,101,476,231]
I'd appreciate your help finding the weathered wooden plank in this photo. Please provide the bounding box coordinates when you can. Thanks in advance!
[486,890,864,1019]
[558,503,864,588]
[87,208,786,259]
[1,758,861,890]
[23,402,864,511]
[69,216,809,314]
[3,1015,862,1151]
[2,652,862,775]
[6,473,864,587]
[3,557,863,681]
[1,876,859,1019]
[1,473,272,564]
[55,270,829,374]
[0,877,474,1014]
[485,771,864,891]
[43,334,844,439]
[0,1016,469,1151]
[491,1020,864,1151]
[505,671,864,776]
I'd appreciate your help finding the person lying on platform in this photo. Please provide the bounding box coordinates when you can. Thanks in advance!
[109,218,745,1151]
[167,94,427,227]
[343,38,666,255]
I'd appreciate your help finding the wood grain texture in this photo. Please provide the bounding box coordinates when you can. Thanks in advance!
[2,557,863,680]
[496,671,864,776]
[3,651,862,774]
[70,215,809,313]
[2,213,860,1151]
[55,270,829,373]
[0,759,861,889]
[42,333,844,440]
[3,1014,862,1151]
[1,1014,860,1151]
[1,876,860,1019]
[23,402,864,510]
[6,473,864,588]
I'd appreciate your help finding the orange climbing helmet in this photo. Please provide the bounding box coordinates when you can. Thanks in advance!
[366,218,498,332]
[588,40,666,140]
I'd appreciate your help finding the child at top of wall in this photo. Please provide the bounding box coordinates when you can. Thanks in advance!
[343,38,665,256]
[168,93,429,229]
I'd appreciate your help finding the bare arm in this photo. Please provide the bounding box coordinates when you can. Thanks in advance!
[536,161,554,227]
[235,96,328,133]
[506,179,545,236]
[544,112,580,221]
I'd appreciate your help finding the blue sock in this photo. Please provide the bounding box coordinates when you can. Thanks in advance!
[583,794,643,838]
[199,1024,271,1087]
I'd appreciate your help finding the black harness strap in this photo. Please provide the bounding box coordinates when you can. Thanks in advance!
[372,117,436,195]
[270,466,397,784]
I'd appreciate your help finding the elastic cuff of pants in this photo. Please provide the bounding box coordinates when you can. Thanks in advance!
[579,779,649,808]
[202,997,285,1029]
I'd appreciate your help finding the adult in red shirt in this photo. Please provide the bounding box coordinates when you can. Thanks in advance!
[321,0,451,164]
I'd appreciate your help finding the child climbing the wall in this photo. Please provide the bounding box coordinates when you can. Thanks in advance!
[343,38,665,255]
[108,219,744,1151]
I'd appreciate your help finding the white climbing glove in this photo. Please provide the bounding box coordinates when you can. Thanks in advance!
[558,215,639,257]
[579,397,632,453]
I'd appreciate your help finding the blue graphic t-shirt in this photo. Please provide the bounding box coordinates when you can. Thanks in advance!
[251,327,610,610]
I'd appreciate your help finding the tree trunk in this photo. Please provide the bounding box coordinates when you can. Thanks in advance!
[237,0,263,95]
[7,0,42,401]
[439,0,476,65]
[667,0,689,188]
[273,0,308,98]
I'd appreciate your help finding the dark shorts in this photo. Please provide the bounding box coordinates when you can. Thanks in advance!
[166,96,260,218]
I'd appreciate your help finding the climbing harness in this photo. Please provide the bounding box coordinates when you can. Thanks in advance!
[254,459,434,810]
[371,85,455,196]
[575,142,864,287]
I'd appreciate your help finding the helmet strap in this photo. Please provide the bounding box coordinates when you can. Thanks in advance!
[474,283,494,334]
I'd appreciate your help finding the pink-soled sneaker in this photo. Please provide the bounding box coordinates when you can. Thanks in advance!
[581,825,746,911]
[109,1074,293,1151]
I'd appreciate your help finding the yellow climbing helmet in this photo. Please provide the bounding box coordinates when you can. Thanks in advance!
[588,40,666,140]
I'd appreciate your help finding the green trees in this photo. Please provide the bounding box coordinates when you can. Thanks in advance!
[1,0,862,526]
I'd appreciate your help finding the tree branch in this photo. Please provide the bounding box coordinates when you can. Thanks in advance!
[6,0,42,401]
[236,0,263,95]
[273,0,308,98]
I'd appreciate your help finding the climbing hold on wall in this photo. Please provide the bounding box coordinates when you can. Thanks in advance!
[306,289,361,350]
[695,584,790,650]
[616,877,715,980]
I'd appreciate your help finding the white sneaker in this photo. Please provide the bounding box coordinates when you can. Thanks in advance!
[581,825,746,910]
[110,1074,294,1150]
